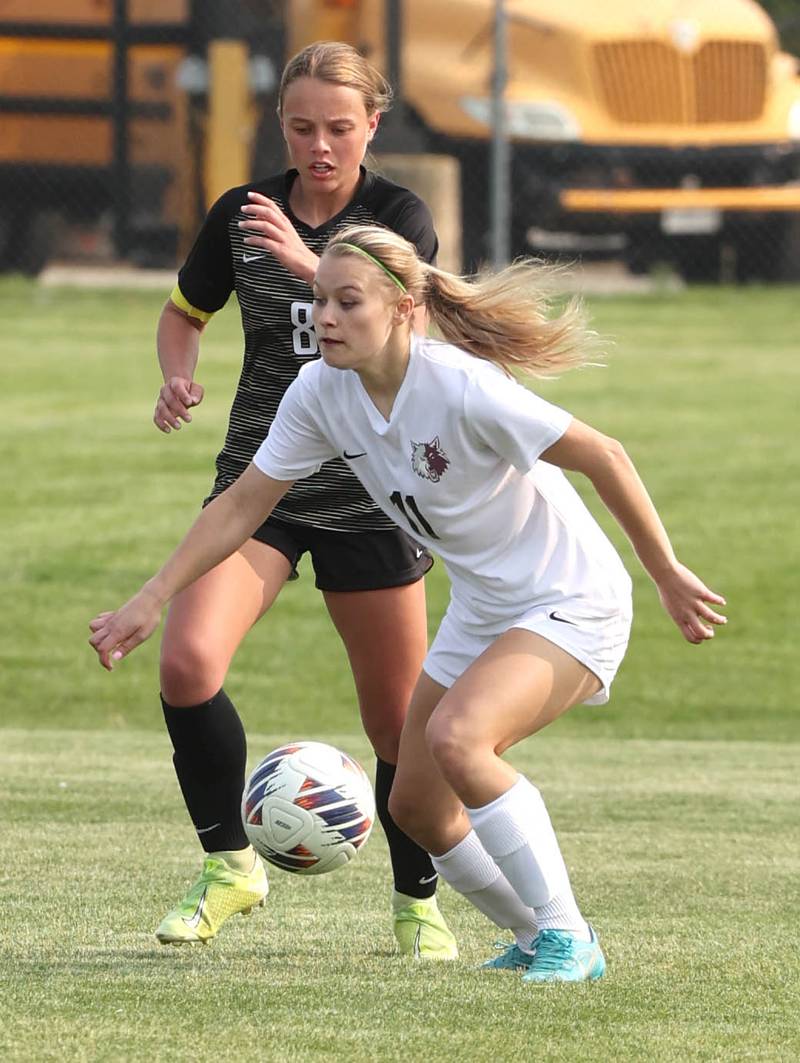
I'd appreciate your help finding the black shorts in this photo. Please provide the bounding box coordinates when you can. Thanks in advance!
[251,515,434,592]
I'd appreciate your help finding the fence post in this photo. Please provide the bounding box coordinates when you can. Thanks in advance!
[111,0,130,259]
[490,0,510,268]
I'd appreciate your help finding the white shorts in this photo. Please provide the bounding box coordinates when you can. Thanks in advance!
[423,599,633,705]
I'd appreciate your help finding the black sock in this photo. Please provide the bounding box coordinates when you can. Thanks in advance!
[375,757,438,899]
[161,688,249,853]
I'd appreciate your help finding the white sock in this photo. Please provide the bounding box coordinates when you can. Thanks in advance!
[432,830,538,951]
[467,775,589,939]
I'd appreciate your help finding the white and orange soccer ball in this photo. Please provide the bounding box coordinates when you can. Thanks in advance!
[241,741,375,875]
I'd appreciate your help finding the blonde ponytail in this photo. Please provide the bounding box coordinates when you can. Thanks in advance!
[325,226,599,378]
[422,261,595,377]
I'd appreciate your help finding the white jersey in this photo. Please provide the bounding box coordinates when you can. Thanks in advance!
[254,335,632,636]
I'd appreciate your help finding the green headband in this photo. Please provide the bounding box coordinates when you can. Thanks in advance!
[336,243,407,293]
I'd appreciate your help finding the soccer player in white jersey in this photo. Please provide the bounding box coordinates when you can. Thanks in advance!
[90,225,726,982]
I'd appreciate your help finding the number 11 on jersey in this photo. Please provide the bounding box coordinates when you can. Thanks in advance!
[389,492,439,539]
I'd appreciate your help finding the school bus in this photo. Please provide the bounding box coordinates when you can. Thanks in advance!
[3,0,800,278]
[291,0,800,278]
[0,0,199,272]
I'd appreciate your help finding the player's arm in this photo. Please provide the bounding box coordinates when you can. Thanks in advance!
[155,191,236,432]
[88,465,294,669]
[153,295,210,433]
[541,418,727,644]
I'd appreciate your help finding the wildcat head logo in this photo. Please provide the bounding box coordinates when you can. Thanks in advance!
[411,437,450,482]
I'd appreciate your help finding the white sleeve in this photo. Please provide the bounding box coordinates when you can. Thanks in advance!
[464,369,572,473]
[253,372,338,481]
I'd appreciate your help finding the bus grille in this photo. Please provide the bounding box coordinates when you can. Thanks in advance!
[593,40,767,124]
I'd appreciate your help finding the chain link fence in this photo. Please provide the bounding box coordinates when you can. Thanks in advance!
[2,1,799,282]
[0,0,285,273]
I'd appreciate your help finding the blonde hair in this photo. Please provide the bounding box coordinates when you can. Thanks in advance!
[278,42,393,118]
[325,226,596,377]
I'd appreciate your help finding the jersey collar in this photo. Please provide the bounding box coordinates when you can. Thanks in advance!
[354,334,421,436]
[282,166,372,237]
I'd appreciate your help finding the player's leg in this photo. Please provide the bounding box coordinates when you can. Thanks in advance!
[156,537,293,944]
[425,629,606,982]
[323,579,458,959]
[389,670,540,969]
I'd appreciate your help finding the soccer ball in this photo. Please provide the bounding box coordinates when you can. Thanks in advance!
[241,741,376,875]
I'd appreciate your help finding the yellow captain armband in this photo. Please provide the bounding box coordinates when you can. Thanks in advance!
[169,285,214,324]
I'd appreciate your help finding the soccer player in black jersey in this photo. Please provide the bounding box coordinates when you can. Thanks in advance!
[149,42,456,957]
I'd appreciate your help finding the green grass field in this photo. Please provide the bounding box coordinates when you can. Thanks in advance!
[1,278,798,1061]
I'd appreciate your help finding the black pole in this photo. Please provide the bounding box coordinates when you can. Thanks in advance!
[379,0,423,151]
[111,0,129,258]
[379,0,403,147]
[387,0,401,98]
[490,0,510,267]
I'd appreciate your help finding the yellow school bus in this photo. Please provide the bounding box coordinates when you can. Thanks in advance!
[3,0,799,278]
[0,0,194,272]
[292,0,800,278]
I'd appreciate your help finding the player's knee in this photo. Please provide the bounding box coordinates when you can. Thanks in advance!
[387,783,433,847]
[159,637,226,706]
[386,783,415,832]
[425,709,475,791]
[357,694,407,762]
[357,710,402,762]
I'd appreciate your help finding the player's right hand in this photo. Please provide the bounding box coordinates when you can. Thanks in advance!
[88,588,164,670]
[154,376,204,433]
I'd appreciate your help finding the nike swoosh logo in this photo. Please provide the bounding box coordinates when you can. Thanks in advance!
[415,548,424,560]
[343,450,367,460]
[418,872,438,885]
[196,822,221,835]
[548,611,576,625]
[181,886,208,930]
[242,253,266,263]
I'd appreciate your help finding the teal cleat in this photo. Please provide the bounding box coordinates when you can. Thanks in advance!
[480,941,536,972]
[521,926,606,983]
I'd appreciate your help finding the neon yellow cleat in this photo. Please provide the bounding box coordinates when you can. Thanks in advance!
[155,855,269,945]
[392,891,459,961]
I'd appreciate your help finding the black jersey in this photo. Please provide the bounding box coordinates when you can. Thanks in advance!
[176,167,438,531]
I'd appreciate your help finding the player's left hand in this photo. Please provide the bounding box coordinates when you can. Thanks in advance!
[655,562,727,644]
[88,588,164,670]
[239,191,319,282]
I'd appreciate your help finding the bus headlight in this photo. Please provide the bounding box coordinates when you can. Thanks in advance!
[460,98,581,141]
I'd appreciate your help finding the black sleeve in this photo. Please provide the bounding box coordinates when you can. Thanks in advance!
[383,193,439,265]
[176,188,242,314]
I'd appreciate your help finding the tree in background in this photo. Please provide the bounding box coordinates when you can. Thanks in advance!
[762,0,800,54]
